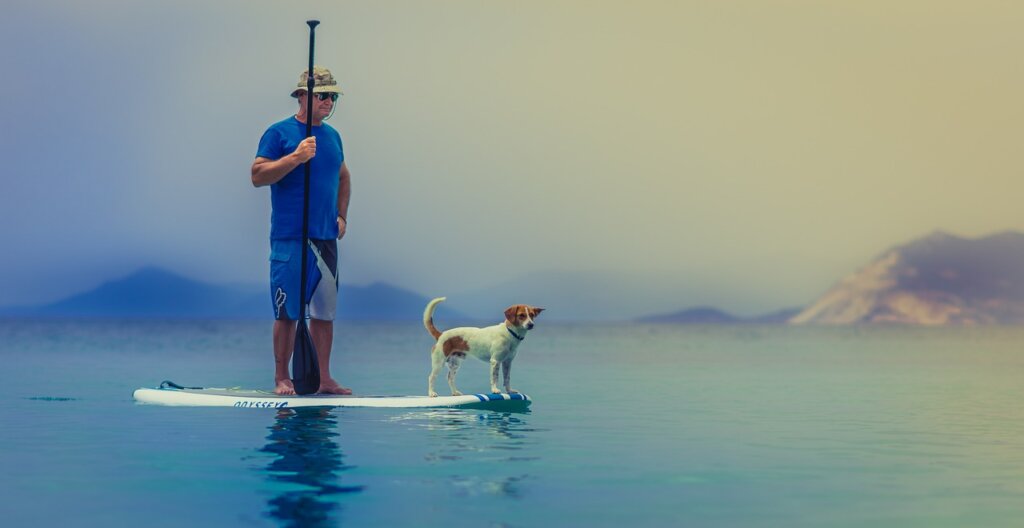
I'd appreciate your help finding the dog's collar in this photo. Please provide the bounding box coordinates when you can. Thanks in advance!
[506,326,525,341]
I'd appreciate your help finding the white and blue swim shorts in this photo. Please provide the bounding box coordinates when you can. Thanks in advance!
[269,238,338,321]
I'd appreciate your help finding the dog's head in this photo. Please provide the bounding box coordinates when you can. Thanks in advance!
[504,304,544,330]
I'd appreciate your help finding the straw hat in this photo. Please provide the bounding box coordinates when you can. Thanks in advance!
[290,66,343,97]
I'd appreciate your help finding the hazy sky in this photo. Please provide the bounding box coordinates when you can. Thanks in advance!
[1,0,1022,315]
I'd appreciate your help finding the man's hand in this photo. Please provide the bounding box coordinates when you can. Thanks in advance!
[293,137,317,163]
[337,216,347,239]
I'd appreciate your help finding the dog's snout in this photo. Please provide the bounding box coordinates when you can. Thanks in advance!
[527,322,535,329]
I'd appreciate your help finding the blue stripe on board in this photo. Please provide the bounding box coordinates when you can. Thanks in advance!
[473,393,529,402]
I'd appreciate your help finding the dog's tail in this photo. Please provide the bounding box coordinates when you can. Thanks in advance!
[423,297,447,340]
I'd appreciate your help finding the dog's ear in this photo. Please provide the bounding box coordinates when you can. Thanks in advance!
[530,307,544,318]
[504,305,518,323]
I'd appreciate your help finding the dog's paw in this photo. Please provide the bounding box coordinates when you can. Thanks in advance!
[491,388,501,394]
[428,391,438,398]
[508,389,520,394]
[451,390,463,396]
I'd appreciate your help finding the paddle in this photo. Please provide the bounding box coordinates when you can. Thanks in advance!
[292,19,322,395]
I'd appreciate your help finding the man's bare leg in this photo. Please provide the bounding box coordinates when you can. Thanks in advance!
[310,318,351,394]
[273,319,297,395]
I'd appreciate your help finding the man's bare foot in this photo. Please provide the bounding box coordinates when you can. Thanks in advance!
[274,379,296,395]
[318,378,352,395]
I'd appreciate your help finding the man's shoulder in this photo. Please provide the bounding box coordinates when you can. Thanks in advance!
[265,116,301,134]
[257,116,301,159]
[321,122,343,143]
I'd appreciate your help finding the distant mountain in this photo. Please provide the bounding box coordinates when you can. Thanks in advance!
[446,269,757,321]
[337,282,464,322]
[790,231,1024,325]
[637,306,740,324]
[0,267,466,321]
[636,306,802,324]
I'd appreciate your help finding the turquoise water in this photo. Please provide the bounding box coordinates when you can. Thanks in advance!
[3,321,1024,527]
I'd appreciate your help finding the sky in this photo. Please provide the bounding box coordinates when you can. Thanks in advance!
[1,0,1022,317]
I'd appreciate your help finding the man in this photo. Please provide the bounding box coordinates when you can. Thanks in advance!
[251,66,352,395]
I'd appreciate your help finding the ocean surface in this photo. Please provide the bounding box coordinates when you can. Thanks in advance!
[2,320,1023,527]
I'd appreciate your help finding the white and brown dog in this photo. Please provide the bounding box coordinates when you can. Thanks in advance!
[423,297,543,397]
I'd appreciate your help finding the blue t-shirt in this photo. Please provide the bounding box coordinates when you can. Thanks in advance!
[256,116,344,240]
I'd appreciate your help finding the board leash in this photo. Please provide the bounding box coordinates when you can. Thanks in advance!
[160,380,204,390]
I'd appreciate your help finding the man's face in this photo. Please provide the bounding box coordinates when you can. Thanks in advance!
[298,91,337,120]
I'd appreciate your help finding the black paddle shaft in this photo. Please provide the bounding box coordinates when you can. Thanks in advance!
[292,19,322,395]
[299,19,319,321]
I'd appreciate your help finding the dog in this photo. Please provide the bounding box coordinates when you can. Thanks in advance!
[423,297,543,397]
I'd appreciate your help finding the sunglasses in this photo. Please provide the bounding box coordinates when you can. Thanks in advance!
[313,92,339,102]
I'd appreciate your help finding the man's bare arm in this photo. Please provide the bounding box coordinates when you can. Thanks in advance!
[251,137,316,187]
[337,162,351,239]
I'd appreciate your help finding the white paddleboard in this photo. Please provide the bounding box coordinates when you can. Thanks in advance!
[133,383,531,411]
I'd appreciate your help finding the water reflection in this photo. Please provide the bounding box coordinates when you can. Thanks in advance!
[388,409,541,500]
[260,408,363,527]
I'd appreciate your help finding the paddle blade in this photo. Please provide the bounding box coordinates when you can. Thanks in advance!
[292,320,320,395]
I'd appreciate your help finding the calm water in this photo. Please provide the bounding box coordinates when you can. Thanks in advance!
[2,320,1023,527]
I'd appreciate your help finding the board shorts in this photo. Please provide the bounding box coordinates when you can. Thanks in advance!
[269,238,338,321]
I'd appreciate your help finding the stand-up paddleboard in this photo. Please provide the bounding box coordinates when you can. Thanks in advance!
[133,381,531,411]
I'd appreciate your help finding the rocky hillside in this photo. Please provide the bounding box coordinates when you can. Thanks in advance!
[790,231,1024,325]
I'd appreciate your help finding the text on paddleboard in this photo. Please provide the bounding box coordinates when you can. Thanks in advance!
[233,401,288,408]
